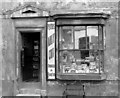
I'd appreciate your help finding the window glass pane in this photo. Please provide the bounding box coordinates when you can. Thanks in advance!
[80,50,100,73]
[59,51,81,73]
[99,50,104,73]
[59,50,100,73]
[58,25,104,74]
[59,26,74,49]
[99,26,103,49]
[103,26,106,49]
[87,26,98,50]
[74,26,86,49]
[88,50,99,73]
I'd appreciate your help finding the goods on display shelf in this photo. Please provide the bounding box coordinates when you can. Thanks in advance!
[60,51,103,74]
[61,63,102,73]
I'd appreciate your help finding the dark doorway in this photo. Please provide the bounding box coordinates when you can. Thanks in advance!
[21,32,40,82]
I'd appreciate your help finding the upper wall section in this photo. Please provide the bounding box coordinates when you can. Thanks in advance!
[2,3,49,18]
[1,2,118,19]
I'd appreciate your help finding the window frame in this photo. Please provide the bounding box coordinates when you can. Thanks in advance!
[53,13,109,80]
[57,25,105,75]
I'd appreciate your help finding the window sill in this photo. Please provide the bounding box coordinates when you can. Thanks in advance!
[57,73,106,80]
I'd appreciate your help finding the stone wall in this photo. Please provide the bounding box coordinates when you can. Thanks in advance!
[46,1,119,97]
[0,15,3,98]
[2,17,15,96]
[0,1,119,97]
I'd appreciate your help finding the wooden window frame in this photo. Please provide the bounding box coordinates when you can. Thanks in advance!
[56,25,106,80]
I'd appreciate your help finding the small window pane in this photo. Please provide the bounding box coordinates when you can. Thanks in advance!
[103,27,106,49]
[59,51,81,73]
[99,50,104,73]
[87,26,98,50]
[74,26,86,49]
[88,50,99,73]
[59,26,74,49]
[99,26,103,49]
[59,50,100,73]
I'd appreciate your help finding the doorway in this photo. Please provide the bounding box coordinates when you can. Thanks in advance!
[21,32,40,82]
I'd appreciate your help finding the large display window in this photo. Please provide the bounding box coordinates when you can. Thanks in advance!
[58,26,104,74]
[50,13,109,80]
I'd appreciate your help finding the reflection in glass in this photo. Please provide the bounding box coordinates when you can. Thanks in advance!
[59,26,73,49]
[74,26,86,49]
[59,50,101,73]
[87,26,98,50]
[99,26,103,49]
[58,26,104,74]
[103,27,106,49]
[99,50,104,73]
[59,51,81,73]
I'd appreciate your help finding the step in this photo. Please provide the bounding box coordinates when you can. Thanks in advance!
[16,94,41,96]
[18,89,41,94]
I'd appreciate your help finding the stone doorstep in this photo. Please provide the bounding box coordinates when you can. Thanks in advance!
[16,89,47,96]
[16,94,41,96]
[16,89,41,96]
[19,89,41,94]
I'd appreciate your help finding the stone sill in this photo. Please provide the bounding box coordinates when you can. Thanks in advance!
[57,73,106,81]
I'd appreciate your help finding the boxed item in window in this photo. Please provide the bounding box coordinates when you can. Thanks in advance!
[85,67,90,73]
[84,59,90,63]
[70,69,76,73]
[86,56,94,62]
[62,43,74,49]
[63,66,71,73]
[89,62,96,69]
[71,62,77,69]
[80,64,87,70]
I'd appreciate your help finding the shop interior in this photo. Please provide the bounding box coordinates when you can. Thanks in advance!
[21,32,40,82]
[59,26,104,74]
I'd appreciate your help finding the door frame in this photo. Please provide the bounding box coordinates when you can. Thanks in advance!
[15,27,44,88]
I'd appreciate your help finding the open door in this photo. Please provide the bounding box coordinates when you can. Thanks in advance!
[21,32,40,82]
[16,31,42,94]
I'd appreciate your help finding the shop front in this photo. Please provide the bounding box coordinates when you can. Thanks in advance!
[54,13,109,80]
[45,13,110,97]
[2,2,119,97]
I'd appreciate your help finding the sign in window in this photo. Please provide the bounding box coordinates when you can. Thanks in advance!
[47,22,55,79]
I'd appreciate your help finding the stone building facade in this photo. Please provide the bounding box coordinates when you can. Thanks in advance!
[0,1,119,97]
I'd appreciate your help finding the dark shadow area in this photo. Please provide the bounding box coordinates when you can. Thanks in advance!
[21,32,40,82]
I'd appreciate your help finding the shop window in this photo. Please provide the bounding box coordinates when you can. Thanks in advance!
[58,26,104,74]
